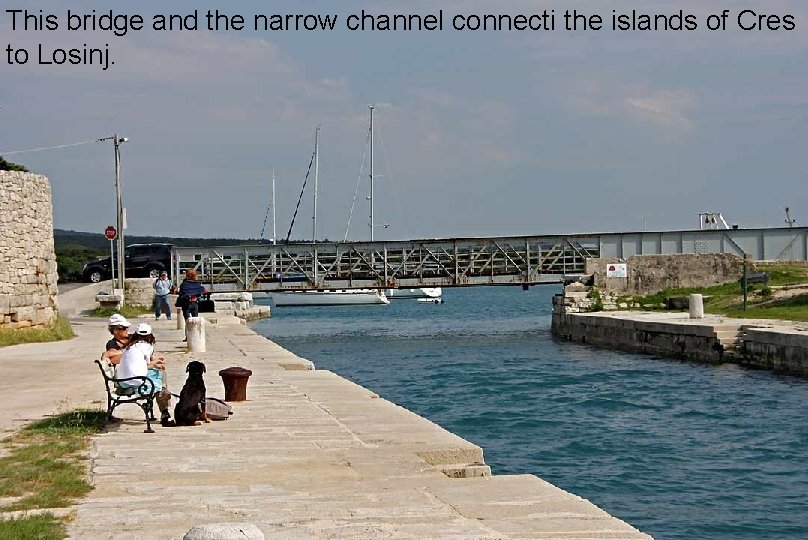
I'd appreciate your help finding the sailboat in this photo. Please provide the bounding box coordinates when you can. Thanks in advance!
[270,127,389,307]
[359,105,443,301]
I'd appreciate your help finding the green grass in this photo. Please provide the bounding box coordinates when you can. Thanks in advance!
[723,293,808,322]
[618,282,744,310]
[0,317,74,348]
[0,411,106,512]
[86,305,153,319]
[0,514,65,540]
[0,411,106,539]
[755,262,808,286]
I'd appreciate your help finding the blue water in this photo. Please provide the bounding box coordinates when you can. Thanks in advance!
[251,286,808,539]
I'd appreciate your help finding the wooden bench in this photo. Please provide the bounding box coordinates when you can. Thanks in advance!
[94,360,157,433]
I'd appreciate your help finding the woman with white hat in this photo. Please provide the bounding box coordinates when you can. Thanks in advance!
[117,322,173,426]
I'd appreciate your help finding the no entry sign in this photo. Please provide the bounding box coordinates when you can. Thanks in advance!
[104,225,117,240]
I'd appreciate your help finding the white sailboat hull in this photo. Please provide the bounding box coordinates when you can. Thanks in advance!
[386,287,443,299]
[271,289,389,306]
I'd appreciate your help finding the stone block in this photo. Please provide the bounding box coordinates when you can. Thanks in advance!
[183,523,264,540]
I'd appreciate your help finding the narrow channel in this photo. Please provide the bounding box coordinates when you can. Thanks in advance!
[252,285,808,539]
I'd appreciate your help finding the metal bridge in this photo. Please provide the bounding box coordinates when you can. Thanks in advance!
[171,226,808,293]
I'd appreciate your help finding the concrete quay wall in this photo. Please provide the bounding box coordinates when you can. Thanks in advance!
[552,311,729,363]
[552,311,808,377]
[741,327,808,374]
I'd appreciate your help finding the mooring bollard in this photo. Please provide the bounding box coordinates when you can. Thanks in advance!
[219,367,253,401]
[186,316,206,352]
[689,294,704,319]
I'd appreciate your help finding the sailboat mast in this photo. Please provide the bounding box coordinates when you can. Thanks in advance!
[271,169,277,245]
[369,105,375,241]
[313,126,320,242]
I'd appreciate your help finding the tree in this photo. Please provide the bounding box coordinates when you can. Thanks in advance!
[0,156,28,172]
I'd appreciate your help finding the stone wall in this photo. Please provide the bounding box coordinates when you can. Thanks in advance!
[587,253,745,296]
[0,171,58,328]
[125,278,159,307]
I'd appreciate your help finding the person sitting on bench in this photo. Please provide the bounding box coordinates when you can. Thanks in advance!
[117,323,174,426]
[101,313,131,368]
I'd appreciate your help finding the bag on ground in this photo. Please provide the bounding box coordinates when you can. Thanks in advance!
[205,397,233,420]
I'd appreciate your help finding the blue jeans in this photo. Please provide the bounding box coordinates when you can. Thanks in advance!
[182,300,199,320]
[155,294,171,319]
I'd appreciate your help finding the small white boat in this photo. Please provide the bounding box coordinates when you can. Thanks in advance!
[417,297,444,304]
[386,287,443,300]
[271,289,389,306]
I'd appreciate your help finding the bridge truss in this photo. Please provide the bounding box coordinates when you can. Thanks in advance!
[171,236,600,292]
[172,227,808,293]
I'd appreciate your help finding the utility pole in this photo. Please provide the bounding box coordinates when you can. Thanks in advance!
[99,135,128,302]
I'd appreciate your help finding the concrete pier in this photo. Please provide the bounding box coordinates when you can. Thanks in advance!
[553,310,808,376]
[0,285,650,538]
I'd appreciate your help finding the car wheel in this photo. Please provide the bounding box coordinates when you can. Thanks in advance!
[88,271,103,283]
[147,267,161,279]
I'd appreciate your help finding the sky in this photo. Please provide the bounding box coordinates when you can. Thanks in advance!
[1,0,807,241]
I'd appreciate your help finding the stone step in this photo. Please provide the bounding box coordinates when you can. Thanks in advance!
[440,462,492,478]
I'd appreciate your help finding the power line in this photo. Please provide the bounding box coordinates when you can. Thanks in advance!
[0,138,102,156]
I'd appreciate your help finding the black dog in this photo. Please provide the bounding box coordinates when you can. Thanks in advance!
[173,361,210,426]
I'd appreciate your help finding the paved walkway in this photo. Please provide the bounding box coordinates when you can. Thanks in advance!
[2,284,651,538]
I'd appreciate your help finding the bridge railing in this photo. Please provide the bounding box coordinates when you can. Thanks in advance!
[171,236,600,292]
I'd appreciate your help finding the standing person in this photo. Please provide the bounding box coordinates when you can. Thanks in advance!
[177,269,207,321]
[153,271,173,320]
[117,323,173,426]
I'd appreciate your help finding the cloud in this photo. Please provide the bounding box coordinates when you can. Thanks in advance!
[625,89,696,133]
[568,78,697,135]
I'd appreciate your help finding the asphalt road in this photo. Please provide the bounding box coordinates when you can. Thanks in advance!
[57,282,88,295]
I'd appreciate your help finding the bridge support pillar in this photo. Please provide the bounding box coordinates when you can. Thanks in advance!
[186,317,206,352]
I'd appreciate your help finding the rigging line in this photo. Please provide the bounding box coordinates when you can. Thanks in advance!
[0,138,101,155]
[343,129,371,242]
[376,121,412,240]
[259,175,273,242]
[285,149,316,244]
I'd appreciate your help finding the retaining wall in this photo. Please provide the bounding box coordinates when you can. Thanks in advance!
[0,171,58,328]
[741,328,808,374]
[552,310,808,377]
[551,311,729,364]
[587,253,745,296]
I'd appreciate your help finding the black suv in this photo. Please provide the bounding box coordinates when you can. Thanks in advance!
[82,243,173,283]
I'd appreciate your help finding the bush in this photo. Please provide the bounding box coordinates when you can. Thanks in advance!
[758,287,773,298]
[55,246,104,282]
[0,156,28,172]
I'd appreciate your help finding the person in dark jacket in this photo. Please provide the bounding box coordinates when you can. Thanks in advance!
[178,269,207,321]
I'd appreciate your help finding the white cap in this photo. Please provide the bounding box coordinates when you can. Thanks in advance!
[108,314,130,327]
[135,323,153,335]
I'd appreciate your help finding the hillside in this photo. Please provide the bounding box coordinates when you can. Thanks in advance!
[54,229,261,251]
[53,229,269,282]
